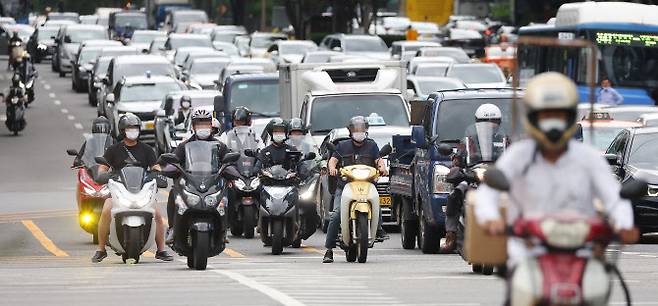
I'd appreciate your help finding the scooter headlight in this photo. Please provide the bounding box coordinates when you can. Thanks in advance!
[299,180,316,200]
[351,168,371,180]
[110,180,157,209]
[234,179,247,191]
[204,190,222,207]
[98,185,110,197]
[182,189,201,206]
[250,177,261,189]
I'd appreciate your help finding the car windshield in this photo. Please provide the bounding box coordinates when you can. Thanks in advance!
[230,80,279,116]
[191,60,229,74]
[38,28,58,40]
[310,95,408,134]
[79,49,102,63]
[415,65,449,77]
[417,79,463,95]
[599,45,658,88]
[120,82,182,102]
[436,98,520,141]
[280,43,316,55]
[252,36,285,48]
[114,15,147,28]
[581,125,627,151]
[115,63,175,86]
[628,133,658,169]
[448,65,504,84]
[95,58,111,75]
[68,29,107,43]
[169,37,212,49]
[132,32,163,43]
[344,38,387,52]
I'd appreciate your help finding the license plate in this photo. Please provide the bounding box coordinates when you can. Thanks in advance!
[379,196,392,206]
[142,121,154,129]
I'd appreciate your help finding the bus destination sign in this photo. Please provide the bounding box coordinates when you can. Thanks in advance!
[596,32,658,47]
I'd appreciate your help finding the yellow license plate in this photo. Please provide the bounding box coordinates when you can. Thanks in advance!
[143,121,155,129]
[379,196,392,206]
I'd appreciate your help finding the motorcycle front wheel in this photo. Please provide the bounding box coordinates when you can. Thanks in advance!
[357,212,369,263]
[271,220,283,255]
[190,231,209,270]
[124,226,142,264]
[243,205,256,239]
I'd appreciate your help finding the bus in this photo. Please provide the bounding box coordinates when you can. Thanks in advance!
[517,2,658,105]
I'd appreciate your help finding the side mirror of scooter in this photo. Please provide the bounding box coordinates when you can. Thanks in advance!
[95,156,110,166]
[437,143,453,156]
[66,149,79,156]
[222,152,241,164]
[243,149,257,158]
[482,168,510,192]
[155,173,168,188]
[379,144,392,157]
[620,178,648,200]
[157,153,180,165]
[304,152,317,161]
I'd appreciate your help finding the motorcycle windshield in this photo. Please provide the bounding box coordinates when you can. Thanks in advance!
[287,133,316,155]
[264,165,289,180]
[464,122,507,166]
[236,156,256,177]
[119,166,146,193]
[81,133,112,167]
[184,141,220,174]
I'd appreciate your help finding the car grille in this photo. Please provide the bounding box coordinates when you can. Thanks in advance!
[376,182,389,195]
[134,112,155,121]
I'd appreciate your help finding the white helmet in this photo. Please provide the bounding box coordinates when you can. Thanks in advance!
[523,72,579,150]
[475,103,502,123]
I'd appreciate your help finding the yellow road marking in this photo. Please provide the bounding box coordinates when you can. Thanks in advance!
[224,248,245,258]
[20,220,69,257]
[300,245,325,255]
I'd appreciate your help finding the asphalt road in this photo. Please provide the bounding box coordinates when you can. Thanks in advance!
[1,59,658,306]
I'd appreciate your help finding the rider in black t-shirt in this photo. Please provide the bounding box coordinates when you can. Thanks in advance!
[257,118,297,171]
[91,113,173,263]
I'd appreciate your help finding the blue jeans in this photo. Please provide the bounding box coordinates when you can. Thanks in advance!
[324,187,384,249]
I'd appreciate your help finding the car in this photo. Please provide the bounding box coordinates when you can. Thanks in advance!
[42,19,76,28]
[88,56,113,107]
[1,24,34,56]
[301,50,342,64]
[638,113,658,127]
[445,63,507,88]
[148,36,167,55]
[319,33,390,60]
[368,16,410,36]
[604,127,658,235]
[128,30,166,54]
[407,76,465,100]
[54,24,108,77]
[601,106,658,122]
[154,89,221,153]
[217,58,276,85]
[73,46,140,92]
[171,46,216,71]
[217,73,280,135]
[577,116,642,152]
[164,10,208,33]
[185,23,217,35]
[105,75,187,142]
[211,29,245,44]
[416,46,471,63]
[27,26,59,62]
[408,57,456,75]
[211,41,240,57]
[180,50,228,75]
[163,33,212,61]
[412,62,452,77]
[79,15,99,25]
[183,57,231,90]
[390,40,441,61]
[266,40,318,65]
[47,12,80,23]
[109,11,148,42]
[248,32,288,58]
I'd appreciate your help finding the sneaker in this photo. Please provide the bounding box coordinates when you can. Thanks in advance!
[322,249,334,263]
[91,250,107,263]
[165,228,175,244]
[155,250,173,262]
[376,228,390,242]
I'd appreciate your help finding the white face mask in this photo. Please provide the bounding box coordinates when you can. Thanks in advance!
[196,128,211,139]
[272,133,286,143]
[125,128,140,140]
[352,132,366,143]
[538,118,567,143]
[181,101,191,109]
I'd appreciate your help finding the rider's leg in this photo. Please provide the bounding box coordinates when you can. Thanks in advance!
[97,198,112,252]
[440,189,462,253]
[323,187,343,263]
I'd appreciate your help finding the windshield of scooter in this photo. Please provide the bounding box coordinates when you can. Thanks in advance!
[463,123,507,166]
[119,166,146,193]
[286,133,316,155]
[81,133,112,167]
[226,126,259,177]
[264,165,290,180]
[184,141,220,174]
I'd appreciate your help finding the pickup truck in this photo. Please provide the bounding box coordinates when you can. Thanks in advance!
[389,88,521,253]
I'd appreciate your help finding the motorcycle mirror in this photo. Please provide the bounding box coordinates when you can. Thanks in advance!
[305,152,316,161]
[437,143,453,156]
[156,174,168,188]
[222,152,241,164]
[158,153,180,165]
[378,144,392,157]
[483,168,510,192]
[94,156,110,166]
[325,142,337,152]
[66,149,78,156]
[243,149,257,158]
[620,178,648,200]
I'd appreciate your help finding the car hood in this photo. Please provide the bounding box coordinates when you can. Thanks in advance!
[116,101,162,114]
[190,74,217,86]
[630,166,658,185]
[280,54,304,64]
[347,51,391,60]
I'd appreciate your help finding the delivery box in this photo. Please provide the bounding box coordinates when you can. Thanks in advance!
[464,190,507,266]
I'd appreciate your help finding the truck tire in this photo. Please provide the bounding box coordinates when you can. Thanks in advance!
[400,198,418,250]
[418,207,440,254]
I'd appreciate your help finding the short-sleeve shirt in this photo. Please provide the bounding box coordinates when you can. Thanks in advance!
[258,143,297,170]
[334,139,379,168]
[103,142,157,170]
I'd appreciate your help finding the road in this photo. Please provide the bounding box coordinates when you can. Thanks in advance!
[1,59,658,306]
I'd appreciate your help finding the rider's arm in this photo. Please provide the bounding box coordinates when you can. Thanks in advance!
[328,156,339,176]
[376,158,388,176]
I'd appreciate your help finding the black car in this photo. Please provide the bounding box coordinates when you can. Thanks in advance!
[27,26,59,63]
[605,127,658,234]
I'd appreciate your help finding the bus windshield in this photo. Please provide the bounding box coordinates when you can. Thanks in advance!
[599,44,658,88]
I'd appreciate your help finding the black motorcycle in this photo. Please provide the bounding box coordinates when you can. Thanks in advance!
[226,154,260,239]
[159,141,240,270]
[18,61,37,105]
[5,82,27,135]
[296,152,320,241]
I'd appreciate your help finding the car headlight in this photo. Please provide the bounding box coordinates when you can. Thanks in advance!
[250,178,261,189]
[234,179,247,191]
[182,189,201,206]
[433,165,452,193]
[351,168,371,180]
[204,190,222,207]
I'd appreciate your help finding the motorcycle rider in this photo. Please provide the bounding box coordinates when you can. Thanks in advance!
[5,74,26,131]
[174,95,192,125]
[73,117,113,167]
[287,118,313,153]
[322,116,389,264]
[475,72,638,273]
[257,118,296,170]
[7,31,21,70]
[219,106,262,150]
[91,113,173,263]
[166,109,230,242]
[440,104,507,253]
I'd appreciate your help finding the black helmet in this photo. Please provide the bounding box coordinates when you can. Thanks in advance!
[92,116,111,134]
[288,118,305,134]
[267,118,289,137]
[191,108,213,123]
[180,95,191,107]
[232,106,252,125]
[347,116,369,133]
[11,74,20,86]
[117,113,141,136]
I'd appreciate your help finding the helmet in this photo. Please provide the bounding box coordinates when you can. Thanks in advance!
[523,72,579,150]
[288,118,305,134]
[347,116,369,133]
[474,104,502,124]
[267,118,289,137]
[191,108,213,124]
[91,116,111,134]
[180,95,191,108]
[117,113,141,136]
[232,106,252,125]
[11,74,20,86]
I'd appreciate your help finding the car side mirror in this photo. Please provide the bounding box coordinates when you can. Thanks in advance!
[95,156,110,166]
[157,153,180,165]
[378,144,392,157]
[620,179,648,200]
[106,93,115,103]
[483,168,510,192]
[437,143,452,156]
[243,149,257,158]
[222,152,241,164]
[604,153,619,166]
[305,152,317,160]
[411,125,427,148]
[66,149,79,156]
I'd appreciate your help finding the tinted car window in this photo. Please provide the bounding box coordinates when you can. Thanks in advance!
[435,98,520,141]
[628,133,658,168]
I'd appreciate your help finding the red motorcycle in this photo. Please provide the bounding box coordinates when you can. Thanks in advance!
[67,134,113,243]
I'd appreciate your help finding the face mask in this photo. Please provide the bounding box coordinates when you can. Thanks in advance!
[538,118,567,143]
[196,128,211,139]
[352,132,366,143]
[272,133,286,143]
[125,129,140,140]
[181,101,191,109]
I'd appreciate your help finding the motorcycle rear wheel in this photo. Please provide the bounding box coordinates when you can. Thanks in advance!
[190,231,209,270]
[357,213,369,263]
[271,220,283,255]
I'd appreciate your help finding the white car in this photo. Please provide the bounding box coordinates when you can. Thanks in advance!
[445,63,507,88]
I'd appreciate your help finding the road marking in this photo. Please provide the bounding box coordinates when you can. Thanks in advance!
[67,115,75,121]
[53,100,61,105]
[210,266,305,306]
[300,245,324,255]
[224,248,245,258]
[48,93,55,98]
[0,114,5,121]
[60,108,68,114]
[74,123,83,130]
[0,209,77,223]
[20,220,69,257]
[43,84,51,90]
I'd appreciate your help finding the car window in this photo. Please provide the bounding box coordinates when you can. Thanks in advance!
[606,131,628,156]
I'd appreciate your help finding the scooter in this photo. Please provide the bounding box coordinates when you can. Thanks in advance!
[484,168,646,306]
[18,63,37,105]
[159,142,240,270]
[9,40,23,71]
[95,157,167,264]
[326,142,392,263]
[227,154,260,238]
[5,84,27,135]
[296,153,321,241]
[66,133,113,243]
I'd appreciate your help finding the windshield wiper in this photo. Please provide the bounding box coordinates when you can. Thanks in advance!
[312,129,334,134]
[250,111,277,118]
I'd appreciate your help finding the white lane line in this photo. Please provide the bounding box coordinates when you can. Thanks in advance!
[39,80,45,84]
[53,100,61,105]
[67,115,75,121]
[48,93,56,98]
[74,123,83,130]
[43,84,51,90]
[60,108,68,114]
[0,114,5,121]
